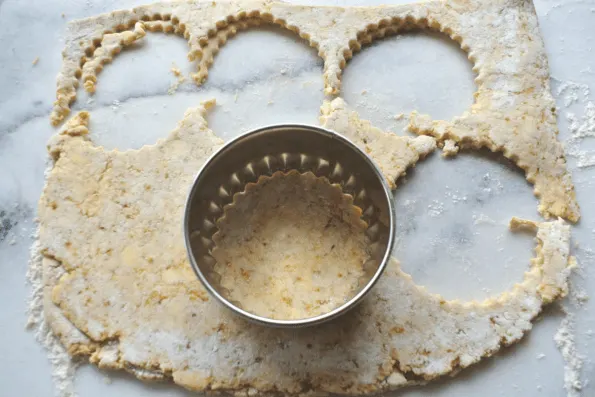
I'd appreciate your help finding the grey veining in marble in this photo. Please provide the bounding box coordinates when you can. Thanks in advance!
[0,0,594,396]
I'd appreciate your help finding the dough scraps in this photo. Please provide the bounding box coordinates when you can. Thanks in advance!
[169,63,187,95]
[212,170,370,320]
[39,102,574,395]
[49,0,579,222]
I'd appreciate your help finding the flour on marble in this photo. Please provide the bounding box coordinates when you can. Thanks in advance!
[26,162,79,397]
[27,236,78,397]
[567,257,589,308]
[555,79,595,169]
[566,102,595,169]
[472,213,497,226]
[427,200,444,217]
[481,172,504,193]
[444,186,467,204]
[555,312,585,397]
[110,99,121,111]
[555,80,590,108]
[1,203,33,245]
[552,77,593,396]
[571,288,590,307]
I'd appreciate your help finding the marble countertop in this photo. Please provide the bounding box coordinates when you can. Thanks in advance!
[1,0,594,396]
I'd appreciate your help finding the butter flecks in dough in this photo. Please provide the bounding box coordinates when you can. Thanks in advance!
[321,98,435,189]
[212,171,369,320]
[40,102,573,395]
[82,22,147,94]
[49,0,579,223]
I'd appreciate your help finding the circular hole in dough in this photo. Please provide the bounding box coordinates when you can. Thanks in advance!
[343,29,476,133]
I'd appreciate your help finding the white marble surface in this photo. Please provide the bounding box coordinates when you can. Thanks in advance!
[0,0,594,396]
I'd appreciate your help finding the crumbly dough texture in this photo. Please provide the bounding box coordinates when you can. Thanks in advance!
[321,98,435,189]
[40,101,574,394]
[49,0,579,222]
[212,171,370,320]
[40,0,579,394]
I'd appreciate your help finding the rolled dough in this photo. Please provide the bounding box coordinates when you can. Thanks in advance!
[39,102,573,395]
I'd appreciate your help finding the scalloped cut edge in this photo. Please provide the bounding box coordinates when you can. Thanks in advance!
[210,170,372,320]
[49,0,580,224]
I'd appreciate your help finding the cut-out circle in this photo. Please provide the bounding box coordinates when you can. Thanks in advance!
[81,24,323,151]
[343,30,476,132]
[393,149,538,301]
[204,25,324,142]
[81,31,193,151]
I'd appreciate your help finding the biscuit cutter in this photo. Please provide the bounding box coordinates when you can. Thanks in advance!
[184,124,395,327]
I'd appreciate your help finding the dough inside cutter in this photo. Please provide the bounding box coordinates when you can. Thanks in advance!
[212,170,371,320]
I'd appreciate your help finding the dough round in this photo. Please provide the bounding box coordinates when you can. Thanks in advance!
[212,171,370,320]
